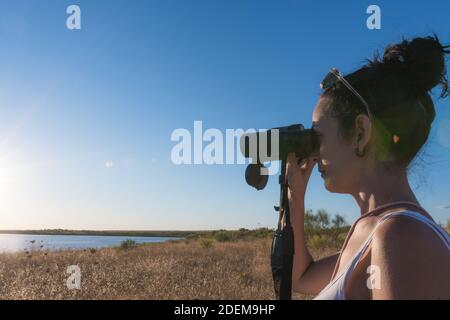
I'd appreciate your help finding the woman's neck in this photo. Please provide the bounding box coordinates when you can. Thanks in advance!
[352,168,419,216]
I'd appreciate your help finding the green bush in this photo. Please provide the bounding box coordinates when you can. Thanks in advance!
[198,238,213,249]
[214,230,234,242]
[252,228,273,239]
[308,234,328,250]
[120,239,137,249]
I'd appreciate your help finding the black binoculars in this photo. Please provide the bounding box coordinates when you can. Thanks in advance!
[240,124,319,190]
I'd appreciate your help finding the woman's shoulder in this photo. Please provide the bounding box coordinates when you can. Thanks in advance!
[369,209,450,299]
[371,209,449,261]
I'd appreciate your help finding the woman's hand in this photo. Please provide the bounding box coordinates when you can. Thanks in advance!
[285,152,317,199]
[285,152,338,297]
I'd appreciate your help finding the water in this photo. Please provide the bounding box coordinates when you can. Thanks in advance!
[0,233,183,253]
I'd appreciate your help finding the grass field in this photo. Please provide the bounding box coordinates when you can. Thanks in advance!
[0,216,447,300]
[0,236,339,300]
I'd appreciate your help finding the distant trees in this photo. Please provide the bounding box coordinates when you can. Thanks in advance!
[332,214,346,229]
[304,209,350,249]
[192,209,351,250]
[305,209,347,233]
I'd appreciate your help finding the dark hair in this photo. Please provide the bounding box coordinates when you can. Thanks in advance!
[321,35,450,167]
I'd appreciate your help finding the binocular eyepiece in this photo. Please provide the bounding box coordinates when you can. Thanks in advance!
[239,124,319,190]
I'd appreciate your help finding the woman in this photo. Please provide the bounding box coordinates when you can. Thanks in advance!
[289,36,450,300]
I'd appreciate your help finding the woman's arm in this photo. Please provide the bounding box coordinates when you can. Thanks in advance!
[289,184,339,295]
[285,154,340,295]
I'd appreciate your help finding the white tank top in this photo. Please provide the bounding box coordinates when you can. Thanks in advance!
[314,207,450,300]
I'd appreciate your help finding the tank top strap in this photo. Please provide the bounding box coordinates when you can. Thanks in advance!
[383,211,450,249]
[344,209,450,284]
[331,201,429,280]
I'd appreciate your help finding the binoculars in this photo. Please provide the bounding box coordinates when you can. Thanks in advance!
[240,124,319,190]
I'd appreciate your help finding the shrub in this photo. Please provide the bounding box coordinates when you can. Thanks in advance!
[198,238,213,249]
[214,231,234,242]
[308,235,328,251]
[252,228,273,239]
[120,239,137,249]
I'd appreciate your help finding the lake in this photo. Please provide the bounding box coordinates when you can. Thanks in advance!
[0,233,183,253]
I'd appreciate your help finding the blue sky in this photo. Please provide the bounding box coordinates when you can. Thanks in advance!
[0,0,449,230]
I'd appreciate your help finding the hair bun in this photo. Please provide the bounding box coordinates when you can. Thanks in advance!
[383,36,450,96]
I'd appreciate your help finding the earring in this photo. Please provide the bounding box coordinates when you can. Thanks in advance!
[354,147,365,157]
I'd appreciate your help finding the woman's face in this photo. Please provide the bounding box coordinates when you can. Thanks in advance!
[312,97,364,194]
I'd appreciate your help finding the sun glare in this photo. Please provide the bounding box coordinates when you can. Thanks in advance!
[0,155,21,198]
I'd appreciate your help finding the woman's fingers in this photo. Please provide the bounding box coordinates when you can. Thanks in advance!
[286,153,317,174]
[286,153,318,185]
[302,158,317,179]
[286,152,298,167]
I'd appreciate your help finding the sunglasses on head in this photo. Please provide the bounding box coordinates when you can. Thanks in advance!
[320,68,374,122]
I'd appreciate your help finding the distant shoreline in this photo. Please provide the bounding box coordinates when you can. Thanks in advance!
[0,227,276,239]
[0,230,198,238]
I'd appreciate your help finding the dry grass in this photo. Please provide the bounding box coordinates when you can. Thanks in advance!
[0,238,336,300]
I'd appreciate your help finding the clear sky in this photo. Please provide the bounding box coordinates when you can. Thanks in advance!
[0,0,449,230]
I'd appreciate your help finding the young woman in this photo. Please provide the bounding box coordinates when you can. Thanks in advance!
[288,36,450,300]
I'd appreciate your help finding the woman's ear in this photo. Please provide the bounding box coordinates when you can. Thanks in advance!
[353,114,372,150]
